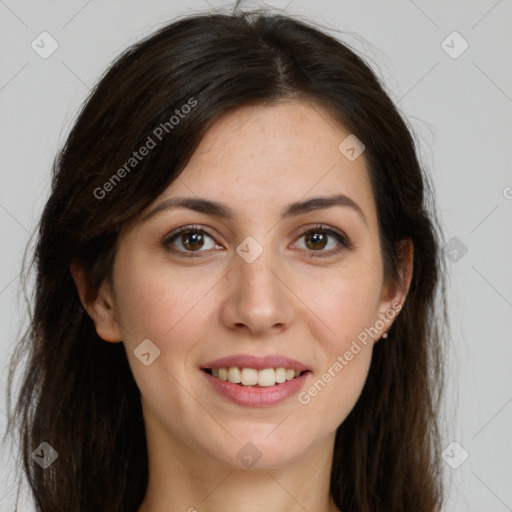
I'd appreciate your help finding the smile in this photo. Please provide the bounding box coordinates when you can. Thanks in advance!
[203,367,306,387]
[202,369,311,407]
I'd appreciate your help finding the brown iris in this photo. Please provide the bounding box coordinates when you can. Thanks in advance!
[304,231,328,251]
[180,230,205,251]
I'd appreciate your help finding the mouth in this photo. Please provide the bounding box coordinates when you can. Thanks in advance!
[202,367,310,387]
[201,354,312,406]
[202,367,311,407]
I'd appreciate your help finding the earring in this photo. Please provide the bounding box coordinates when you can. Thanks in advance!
[381,332,388,339]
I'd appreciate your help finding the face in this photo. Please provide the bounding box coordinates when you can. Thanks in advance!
[77,100,409,470]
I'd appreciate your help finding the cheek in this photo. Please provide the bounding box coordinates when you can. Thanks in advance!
[297,289,377,432]
[112,255,216,356]
[295,267,381,412]
[112,259,215,415]
[306,265,383,348]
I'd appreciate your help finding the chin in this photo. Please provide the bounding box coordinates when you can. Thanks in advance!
[205,430,315,470]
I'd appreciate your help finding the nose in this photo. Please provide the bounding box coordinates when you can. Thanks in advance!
[219,241,295,337]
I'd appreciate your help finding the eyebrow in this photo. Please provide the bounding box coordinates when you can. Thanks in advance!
[140,193,367,226]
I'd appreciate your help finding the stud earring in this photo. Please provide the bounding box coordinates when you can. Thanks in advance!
[381,332,388,339]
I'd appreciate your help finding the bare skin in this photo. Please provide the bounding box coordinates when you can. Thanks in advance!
[71,99,412,512]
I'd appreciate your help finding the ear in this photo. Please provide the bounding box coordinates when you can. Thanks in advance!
[69,259,122,343]
[376,238,414,339]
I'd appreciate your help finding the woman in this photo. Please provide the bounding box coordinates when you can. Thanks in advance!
[4,8,448,512]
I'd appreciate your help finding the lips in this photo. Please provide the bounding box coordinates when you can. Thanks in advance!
[202,370,310,407]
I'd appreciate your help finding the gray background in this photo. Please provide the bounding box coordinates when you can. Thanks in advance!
[1,0,511,510]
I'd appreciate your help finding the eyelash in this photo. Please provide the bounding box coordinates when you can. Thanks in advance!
[162,224,352,259]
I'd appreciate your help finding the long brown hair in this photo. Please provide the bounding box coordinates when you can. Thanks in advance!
[4,9,448,511]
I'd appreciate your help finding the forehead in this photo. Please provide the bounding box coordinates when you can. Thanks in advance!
[149,100,378,229]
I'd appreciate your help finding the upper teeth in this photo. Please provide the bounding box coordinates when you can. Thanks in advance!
[211,367,302,387]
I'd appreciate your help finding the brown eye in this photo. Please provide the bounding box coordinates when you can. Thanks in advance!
[294,224,351,257]
[163,225,220,257]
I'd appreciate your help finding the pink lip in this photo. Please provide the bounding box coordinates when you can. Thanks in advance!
[201,353,311,372]
[202,370,311,407]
